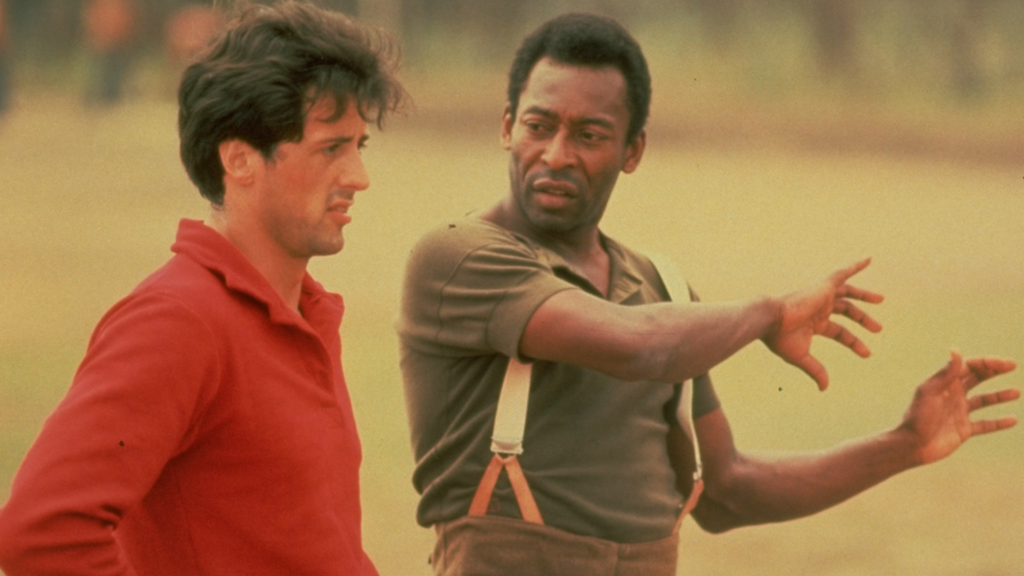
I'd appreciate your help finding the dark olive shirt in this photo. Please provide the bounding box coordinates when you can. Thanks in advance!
[397,217,719,543]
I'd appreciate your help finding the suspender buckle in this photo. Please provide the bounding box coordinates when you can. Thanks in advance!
[491,438,524,455]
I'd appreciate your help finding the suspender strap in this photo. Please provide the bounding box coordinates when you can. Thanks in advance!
[649,252,705,528]
[674,478,704,534]
[471,254,701,529]
[468,454,544,524]
[490,358,532,455]
[469,358,544,524]
[669,375,704,534]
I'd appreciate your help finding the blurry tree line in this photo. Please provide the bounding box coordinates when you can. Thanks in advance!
[2,0,1022,103]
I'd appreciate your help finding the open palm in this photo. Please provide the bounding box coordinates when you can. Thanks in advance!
[901,352,1019,465]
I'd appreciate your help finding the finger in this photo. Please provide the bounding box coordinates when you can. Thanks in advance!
[833,300,883,333]
[965,357,1017,383]
[822,322,872,358]
[836,284,885,305]
[970,416,1018,437]
[829,258,872,286]
[793,355,829,391]
[961,357,1017,392]
[967,388,1021,412]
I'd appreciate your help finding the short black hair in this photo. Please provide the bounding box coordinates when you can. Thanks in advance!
[506,13,651,143]
[178,0,406,205]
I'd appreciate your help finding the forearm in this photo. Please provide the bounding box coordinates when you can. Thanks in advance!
[635,296,781,383]
[0,510,135,576]
[696,428,920,532]
[522,289,782,384]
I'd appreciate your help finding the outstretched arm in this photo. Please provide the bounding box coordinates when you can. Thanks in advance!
[685,352,1019,533]
[521,258,882,387]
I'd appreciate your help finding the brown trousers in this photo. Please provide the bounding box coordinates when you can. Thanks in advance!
[431,515,678,576]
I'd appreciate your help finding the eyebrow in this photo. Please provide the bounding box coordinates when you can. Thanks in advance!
[318,133,370,147]
[521,106,616,131]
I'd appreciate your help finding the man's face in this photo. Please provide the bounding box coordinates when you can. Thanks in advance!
[502,57,644,237]
[253,97,369,261]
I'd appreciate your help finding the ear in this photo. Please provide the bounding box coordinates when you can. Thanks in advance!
[218,139,261,187]
[622,128,646,174]
[500,103,514,150]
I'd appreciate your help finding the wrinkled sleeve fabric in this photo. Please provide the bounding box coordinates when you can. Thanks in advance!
[399,221,577,360]
[0,292,220,576]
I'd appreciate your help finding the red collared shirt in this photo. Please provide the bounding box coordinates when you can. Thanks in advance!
[0,219,377,575]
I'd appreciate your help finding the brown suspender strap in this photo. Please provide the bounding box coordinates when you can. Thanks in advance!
[503,454,544,523]
[673,478,704,534]
[468,454,505,517]
[468,454,544,524]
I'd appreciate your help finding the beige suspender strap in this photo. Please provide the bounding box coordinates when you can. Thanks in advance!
[672,379,704,533]
[469,358,545,524]
[676,366,703,494]
[648,252,704,527]
[472,254,700,528]
[491,358,532,455]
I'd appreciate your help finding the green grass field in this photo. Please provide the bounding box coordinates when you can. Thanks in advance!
[0,85,1021,575]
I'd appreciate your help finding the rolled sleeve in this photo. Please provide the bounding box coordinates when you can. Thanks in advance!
[399,221,575,360]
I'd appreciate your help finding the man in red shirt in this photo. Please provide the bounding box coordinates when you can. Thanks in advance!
[0,2,405,574]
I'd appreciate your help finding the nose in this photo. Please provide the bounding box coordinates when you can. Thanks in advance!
[541,129,576,170]
[339,153,370,192]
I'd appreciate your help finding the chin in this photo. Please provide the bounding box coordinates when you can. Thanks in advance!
[526,211,577,234]
[308,237,346,256]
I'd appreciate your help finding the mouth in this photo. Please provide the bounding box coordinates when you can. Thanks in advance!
[531,178,578,197]
[327,199,353,224]
[529,177,580,211]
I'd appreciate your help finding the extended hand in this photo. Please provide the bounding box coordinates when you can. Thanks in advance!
[900,351,1019,466]
[763,258,884,390]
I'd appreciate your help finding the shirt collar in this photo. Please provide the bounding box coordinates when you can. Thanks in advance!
[170,219,343,332]
[602,235,646,302]
[523,230,645,303]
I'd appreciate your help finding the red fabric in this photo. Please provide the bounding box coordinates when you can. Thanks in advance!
[0,219,378,576]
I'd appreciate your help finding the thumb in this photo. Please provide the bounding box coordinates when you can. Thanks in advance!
[921,349,963,394]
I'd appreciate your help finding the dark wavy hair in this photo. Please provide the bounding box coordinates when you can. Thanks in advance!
[178,0,406,205]
[506,13,651,144]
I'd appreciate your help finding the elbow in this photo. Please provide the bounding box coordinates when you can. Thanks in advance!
[608,346,662,383]
[0,505,47,574]
[602,315,674,383]
[0,516,25,573]
[688,466,759,534]
[690,505,744,534]
[569,328,658,383]
[611,311,711,384]
[688,493,748,534]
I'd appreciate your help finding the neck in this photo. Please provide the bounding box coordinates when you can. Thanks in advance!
[207,208,308,311]
[481,199,610,296]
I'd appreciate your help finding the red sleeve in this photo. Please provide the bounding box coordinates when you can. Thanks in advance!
[0,292,220,575]
[361,550,380,576]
